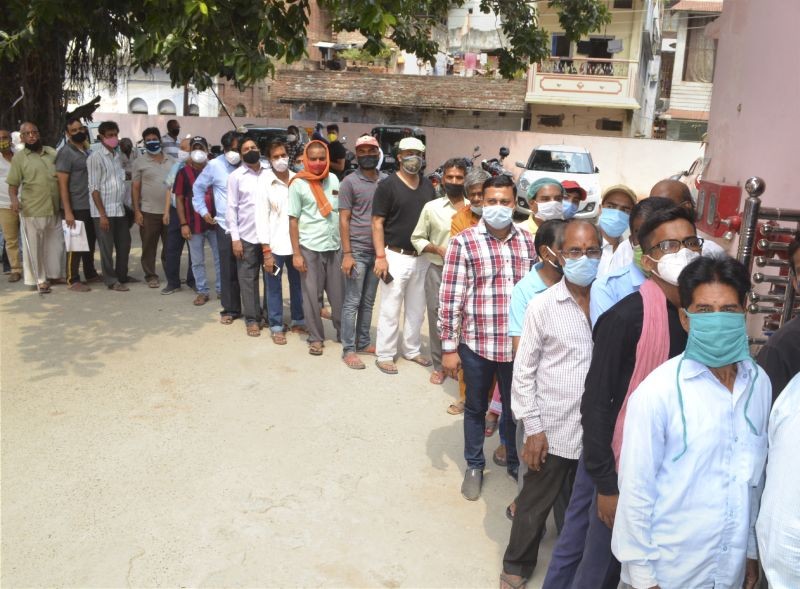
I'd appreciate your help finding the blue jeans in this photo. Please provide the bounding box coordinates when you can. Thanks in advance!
[164,206,195,289]
[341,250,379,354]
[265,254,304,333]
[187,229,220,296]
[459,343,518,473]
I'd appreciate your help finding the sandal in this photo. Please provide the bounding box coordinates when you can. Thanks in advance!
[246,323,261,337]
[320,307,332,320]
[193,293,210,306]
[37,282,52,294]
[308,342,324,356]
[375,359,398,374]
[406,355,433,367]
[271,332,287,345]
[220,314,235,325]
[447,401,465,415]
[343,353,366,370]
[499,573,527,589]
[485,418,499,437]
[290,325,308,335]
[506,501,516,521]
[357,345,376,355]
[429,370,446,385]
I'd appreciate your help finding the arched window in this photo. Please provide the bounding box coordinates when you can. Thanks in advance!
[158,99,177,115]
[234,103,247,117]
[187,104,200,116]
[129,98,148,114]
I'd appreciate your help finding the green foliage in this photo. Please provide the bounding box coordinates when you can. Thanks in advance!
[339,46,393,63]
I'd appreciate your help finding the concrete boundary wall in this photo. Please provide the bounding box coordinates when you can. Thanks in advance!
[98,113,700,198]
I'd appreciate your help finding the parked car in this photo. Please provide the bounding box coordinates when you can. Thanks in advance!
[241,124,309,156]
[515,144,601,220]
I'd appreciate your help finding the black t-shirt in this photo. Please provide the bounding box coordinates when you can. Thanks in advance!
[372,173,435,251]
[757,316,800,401]
[580,291,687,495]
[328,140,347,180]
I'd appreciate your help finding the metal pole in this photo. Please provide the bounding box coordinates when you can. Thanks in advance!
[736,176,765,273]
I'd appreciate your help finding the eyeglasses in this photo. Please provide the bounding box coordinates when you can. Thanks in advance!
[647,237,704,255]
[20,131,39,137]
[560,247,603,260]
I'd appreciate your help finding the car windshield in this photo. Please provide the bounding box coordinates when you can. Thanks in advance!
[528,150,594,174]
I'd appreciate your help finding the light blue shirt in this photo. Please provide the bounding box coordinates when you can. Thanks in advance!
[508,262,549,337]
[192,157,238,232]
[589,262,645,326]
[612,355,771,589]
[165,161,185,208]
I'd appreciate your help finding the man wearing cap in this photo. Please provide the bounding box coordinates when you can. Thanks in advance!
[411,157,469,384]
[596,185,637,279]
[372,136,436,374]
[561,180,586,220]
[338,135,387,368]
[520,178,565,235]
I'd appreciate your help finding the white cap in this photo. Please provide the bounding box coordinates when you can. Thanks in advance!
[398,137,425,153]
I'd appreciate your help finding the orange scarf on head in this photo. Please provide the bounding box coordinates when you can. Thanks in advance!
[288,140,333,217]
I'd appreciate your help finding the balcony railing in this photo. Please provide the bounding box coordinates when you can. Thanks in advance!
[525,56,640,110]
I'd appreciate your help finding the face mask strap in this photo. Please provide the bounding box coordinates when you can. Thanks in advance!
[742,359,759,435]
[672,357,689,462]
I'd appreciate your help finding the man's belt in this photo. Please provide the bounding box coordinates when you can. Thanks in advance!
[386,245,419,256]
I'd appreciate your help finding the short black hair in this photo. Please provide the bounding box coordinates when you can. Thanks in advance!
[637,204,695,252]
[65,117,82,130]
[142,127,161,141]
[326,124,339,133]
[167,119,179,127]
[560,218,601,249]
[482,174,517,197]
[287,125,299,134]
[678,256,751,308]
[266,139,287,158]
[239,137,258,151]
[788,233,800,275]
[98,121,119,135]
[629,196,674,233]
[441,157,468,175]
[220,130,242,152]
[535,219,566,257]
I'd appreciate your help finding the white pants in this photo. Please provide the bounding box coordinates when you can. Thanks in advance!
[376,248,430,362]
[20,215,65,286]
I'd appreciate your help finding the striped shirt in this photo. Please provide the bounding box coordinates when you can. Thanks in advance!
[511,278,593,459]
[87,147,126,218]
[438,220,537,363]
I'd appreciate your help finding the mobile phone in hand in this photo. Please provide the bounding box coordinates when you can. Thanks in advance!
[272,264,282,277]
[381,271,394,284]
[350,265,359,278]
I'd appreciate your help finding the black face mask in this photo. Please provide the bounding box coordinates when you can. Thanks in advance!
[357,155,379,170]
[443,182,465,198]
[242,150,261,164]
[71,132,87,144]
[25,140,42,151]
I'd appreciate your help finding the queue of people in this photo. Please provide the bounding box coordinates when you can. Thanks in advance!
[2,119,799,589]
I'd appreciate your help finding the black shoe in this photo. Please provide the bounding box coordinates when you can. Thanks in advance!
[161,285,181,295]
[461,468,483,501]
[508,467,519,481]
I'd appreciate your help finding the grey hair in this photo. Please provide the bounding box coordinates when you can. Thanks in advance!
[464,168,491,190]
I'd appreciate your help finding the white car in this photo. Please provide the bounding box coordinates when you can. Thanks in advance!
[515,144,601,220]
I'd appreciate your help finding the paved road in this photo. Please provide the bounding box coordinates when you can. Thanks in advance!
[0,240,554,587]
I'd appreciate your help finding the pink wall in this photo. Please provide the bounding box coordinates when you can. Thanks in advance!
[98,113,701,198]
[704,0,800,207]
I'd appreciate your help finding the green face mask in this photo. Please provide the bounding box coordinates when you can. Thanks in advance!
[633,243,649,276]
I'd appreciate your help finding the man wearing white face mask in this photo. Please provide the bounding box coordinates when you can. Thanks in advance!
[193,130,243,324]
[439,175,537,501]
[501,219,601,588]
[520,177,565,235]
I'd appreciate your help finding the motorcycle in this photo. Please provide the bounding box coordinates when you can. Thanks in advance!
[481,146,512,178]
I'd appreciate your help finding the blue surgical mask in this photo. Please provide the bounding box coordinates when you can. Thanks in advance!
[144,140,162,154]
[684,311,750,368]
[598,208,630,238]
[482,204,513,229]
[562,255,600,287]
[562,201,579,219]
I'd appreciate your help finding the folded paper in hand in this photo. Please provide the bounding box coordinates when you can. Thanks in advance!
[62,220,90,252]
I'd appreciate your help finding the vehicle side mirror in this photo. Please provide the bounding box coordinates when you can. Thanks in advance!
[473,146,480,153]
[499,147,510,158]
[594,166,600,173]
[515,161,526,169]
[340,136,347,144]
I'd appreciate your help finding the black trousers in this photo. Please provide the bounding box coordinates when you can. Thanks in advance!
[216,224,241,317]
[66,209,99,284]
[237,239,264,325]
[503,453,578,579]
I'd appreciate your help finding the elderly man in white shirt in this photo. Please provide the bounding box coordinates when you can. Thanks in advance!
[500,219,602,588]
[612,255,770,589]
[257,140,305,344]
[756,372,800,588]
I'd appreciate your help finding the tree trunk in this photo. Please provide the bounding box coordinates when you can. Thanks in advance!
[0,40,68,147]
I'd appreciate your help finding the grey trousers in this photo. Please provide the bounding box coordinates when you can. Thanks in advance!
[237,239,264,325]
[93,216,131,286]
[299,245,343,343]
[424,262,444,371]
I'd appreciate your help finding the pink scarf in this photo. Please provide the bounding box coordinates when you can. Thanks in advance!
[611,279,670,468]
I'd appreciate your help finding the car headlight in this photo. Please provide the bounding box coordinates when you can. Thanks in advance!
[518,177,530,194]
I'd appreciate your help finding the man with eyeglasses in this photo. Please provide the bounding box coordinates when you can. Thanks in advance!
[6,122,65,293]
[499,219,601,588]
[542,204,700,589]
